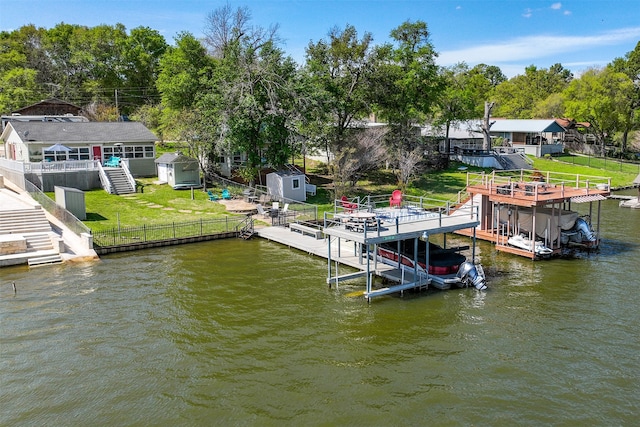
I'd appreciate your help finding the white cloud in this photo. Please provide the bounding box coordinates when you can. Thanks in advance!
[551,3,562,10]
[522,8,533,18]
[437,27,640,65]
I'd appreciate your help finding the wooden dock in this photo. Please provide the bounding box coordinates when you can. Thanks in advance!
[459,170,611,259]
[256,203,482,300]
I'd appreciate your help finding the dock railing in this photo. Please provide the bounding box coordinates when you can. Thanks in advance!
[325,193,480,238]
[466,169,611,194]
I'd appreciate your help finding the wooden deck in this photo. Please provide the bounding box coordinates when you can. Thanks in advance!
[256,205,482,300]
[466,181,610,207]
[459,170,611,259]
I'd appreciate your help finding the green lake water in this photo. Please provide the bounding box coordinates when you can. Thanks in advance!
[1,196,639,425]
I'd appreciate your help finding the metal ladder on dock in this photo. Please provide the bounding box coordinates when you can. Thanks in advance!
[238,216,255,240]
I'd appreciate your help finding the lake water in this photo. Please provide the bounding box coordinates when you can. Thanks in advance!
[1,195,639,425]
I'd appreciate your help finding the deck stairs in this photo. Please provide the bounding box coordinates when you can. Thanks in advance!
[103,168,135,195]
[237,216,255,240]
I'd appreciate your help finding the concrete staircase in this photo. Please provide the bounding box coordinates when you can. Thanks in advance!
[0,208,51,234]
[26,233,63,267]
[497,153,533,170]
[104,168,135,194]
[0,207,63,267]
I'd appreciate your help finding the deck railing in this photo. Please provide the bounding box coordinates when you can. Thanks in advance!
[466,169,611,191]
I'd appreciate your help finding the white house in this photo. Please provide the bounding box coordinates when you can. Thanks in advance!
[1,121,158,176]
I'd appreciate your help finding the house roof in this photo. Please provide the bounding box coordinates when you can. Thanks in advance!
[3,121,157,144]
[11,97,83,115]
[421,121,483,139]
[489,119,566,133]
[155,152,198,164]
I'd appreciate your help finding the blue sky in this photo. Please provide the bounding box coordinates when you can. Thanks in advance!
[2,0,639,77]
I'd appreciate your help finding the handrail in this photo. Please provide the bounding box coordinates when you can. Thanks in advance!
[120,159,137,191]
[97,162,114,194]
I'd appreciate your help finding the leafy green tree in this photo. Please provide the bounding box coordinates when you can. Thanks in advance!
[433,63,477,154]
[156,32,213,110]
[202,38,298,183]
[563,67,635,154]
[304,24,375,193]
[0,68,40,112]
[370,20,442,185]
[611,41,640,152]
[493,63,572,118]
[117,26,168,111]
[467,64,506,117]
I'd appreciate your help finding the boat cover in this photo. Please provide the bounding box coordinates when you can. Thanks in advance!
[498,207,578,242]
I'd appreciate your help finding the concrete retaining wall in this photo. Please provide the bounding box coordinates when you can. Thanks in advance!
[94,231,238,255]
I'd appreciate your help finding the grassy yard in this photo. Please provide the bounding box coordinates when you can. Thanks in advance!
[77,155,639,231]
[531,156,639,188]
[80,178,245,232]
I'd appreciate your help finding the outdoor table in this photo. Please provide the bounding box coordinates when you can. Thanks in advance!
[345,212,377,232]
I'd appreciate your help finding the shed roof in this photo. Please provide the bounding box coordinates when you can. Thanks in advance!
[155,152,198,164]
[4,121,157,144]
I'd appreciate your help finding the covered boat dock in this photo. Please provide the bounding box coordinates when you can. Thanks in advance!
[456,170,610,259]
[322,195,482,301]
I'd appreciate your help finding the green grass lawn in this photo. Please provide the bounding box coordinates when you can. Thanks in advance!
[531,156,639,188]
[77,155,639,231]
[80,178,243,232]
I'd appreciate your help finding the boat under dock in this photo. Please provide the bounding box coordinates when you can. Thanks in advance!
[256,197,483,301]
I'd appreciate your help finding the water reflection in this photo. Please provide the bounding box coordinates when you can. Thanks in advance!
[1,197,639,425]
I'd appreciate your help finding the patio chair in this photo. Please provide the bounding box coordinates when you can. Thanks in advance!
[207,190,218,201]
[256,204,271,218]
[104,156,120,167]
[389,190,402,208]
[340,196,358,213]
[221,188,232,199]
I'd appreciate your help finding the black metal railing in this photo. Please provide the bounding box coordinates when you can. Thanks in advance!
[91,216,246,247]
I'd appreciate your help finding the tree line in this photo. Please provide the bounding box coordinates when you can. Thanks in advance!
[1,4,639,191]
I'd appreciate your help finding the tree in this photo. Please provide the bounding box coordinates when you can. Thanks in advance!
[492,64,572,118]
[434,63,477,154]
[332,127,389,193]
[563,67,635,154]
[481,101,495,151]
[156,32,213,110]
[203,3,279,59]
[199,5,297,185]
[371,20,441,184]
[119,26,168,108]
[611,41,640,152]
[304,24,375,193]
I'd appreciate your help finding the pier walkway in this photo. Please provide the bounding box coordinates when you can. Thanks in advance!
[256,199,481,300]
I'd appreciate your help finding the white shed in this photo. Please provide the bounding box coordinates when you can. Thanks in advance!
[155,152,201,189]
[266,170,307,202]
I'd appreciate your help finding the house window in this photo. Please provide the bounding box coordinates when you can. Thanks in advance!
[67,147,90,160]
[292,178,300,189]
[104,145,154,159]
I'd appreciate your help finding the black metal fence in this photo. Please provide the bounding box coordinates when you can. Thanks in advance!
[92,216,247,247]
